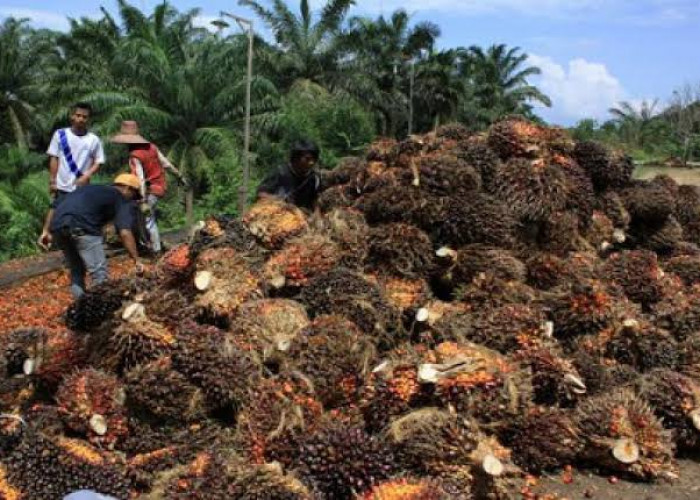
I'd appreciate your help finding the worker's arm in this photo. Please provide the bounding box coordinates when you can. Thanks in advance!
[131,158,148,200]
[119,229,144,273]
[157,147,187,186]
[49,157,58,194]
[37,208,54,251]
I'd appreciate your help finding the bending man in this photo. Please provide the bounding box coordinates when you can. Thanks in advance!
[38,174,144,298]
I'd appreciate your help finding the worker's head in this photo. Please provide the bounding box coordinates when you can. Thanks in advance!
[70,102,92,133]
[290,140,320,177]
[113,173,142,200]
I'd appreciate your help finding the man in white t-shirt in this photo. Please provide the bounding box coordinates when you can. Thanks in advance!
[47,102,106,205]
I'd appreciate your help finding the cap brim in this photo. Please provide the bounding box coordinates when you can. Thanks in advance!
[111,134,149,145]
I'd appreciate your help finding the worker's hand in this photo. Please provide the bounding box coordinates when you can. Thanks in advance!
[76,176,89,187]
[178,175,190,189]
[37,231,52,251]
[49,181,57,195]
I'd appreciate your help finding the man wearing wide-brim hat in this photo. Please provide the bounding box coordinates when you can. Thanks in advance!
[111,120,186,254]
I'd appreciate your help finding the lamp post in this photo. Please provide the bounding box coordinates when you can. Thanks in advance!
[219,11,254,216]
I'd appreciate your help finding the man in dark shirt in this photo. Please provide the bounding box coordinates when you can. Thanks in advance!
[257,140,321,210]
[37,173,144,298]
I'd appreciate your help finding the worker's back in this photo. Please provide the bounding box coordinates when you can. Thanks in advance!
[50,185,136,236]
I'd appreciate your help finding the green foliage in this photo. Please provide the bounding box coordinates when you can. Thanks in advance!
[0,172,50,260]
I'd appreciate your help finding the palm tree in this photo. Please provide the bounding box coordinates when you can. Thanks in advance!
[339,9,440,135]
[238,0,355,90]
[460,44,551,129]
[608,99,659,148]
[0,18,43,147]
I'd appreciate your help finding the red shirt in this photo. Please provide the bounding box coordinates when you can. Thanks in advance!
[130,144,167,197]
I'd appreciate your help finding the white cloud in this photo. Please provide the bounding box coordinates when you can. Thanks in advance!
[0,7,70,30]
[527,54,628,125]
[192,15,220,32]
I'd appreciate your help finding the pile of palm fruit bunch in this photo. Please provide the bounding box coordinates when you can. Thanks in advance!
[6,116,700,499]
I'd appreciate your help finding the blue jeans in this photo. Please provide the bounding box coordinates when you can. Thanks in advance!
[53,230,108,298]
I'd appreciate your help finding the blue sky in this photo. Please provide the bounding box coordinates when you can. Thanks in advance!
[2,0,699,125]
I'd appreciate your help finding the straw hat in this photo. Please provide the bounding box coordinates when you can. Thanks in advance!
[111,121,149,145]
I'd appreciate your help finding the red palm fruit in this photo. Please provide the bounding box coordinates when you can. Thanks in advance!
[156,243,192,282]
[263,233,341,288]
[548,280,620,343]
[526,252,597,290]
[575,389,676,481]
[0,464,21,500]
[367,137,399,164]
[653,287,700,341]
[243,197,309,249]
[463,303,549,355]
[501,406,582,473]
[456,273,538,309]
[127,445,181,493]
[367,223,435,279]
[230,462,313,499]
[55,368,128,448]
[637,369,700,451]
[380,276,432,318]
[361,476,470,500]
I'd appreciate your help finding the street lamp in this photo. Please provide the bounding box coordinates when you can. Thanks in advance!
[219,11,254,216]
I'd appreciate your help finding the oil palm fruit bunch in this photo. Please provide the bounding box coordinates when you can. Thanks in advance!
[621,180,676,225]
[603,319,680,373]
[242,197,308,249]
[513,344,586,407]
[156,242,192,283]
[125,356,205,424]
[360,476,471,500]
[230,299,309,365]
[455,136,501,191]
[367,223,435,279]
[403,153,482,197]
[299,267,398,338]
[284,315,376,409]
[603,250,665,309]
[425,342,533,429]
[488,116,548,159]
[65,283,124,332]
[317,207,370,268]
[491,157,570,222]
[575,388,676,481]
[387,408,518,498]
[573,141,634,191]
[664,255,700,286]
[229,461,314,499]
[637,369,700,451]
[263,233,341,289]
[103,302,176,373]
[3,430,129,499]
[172,320,260,414]
[500,406,582,474]
[361,184,446,232]
[450,245,526,285]
[653,288,700,341]
[55,368,128,448]
[236,375,323,466]
[438,193,517,248]
[292,417,395,499]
